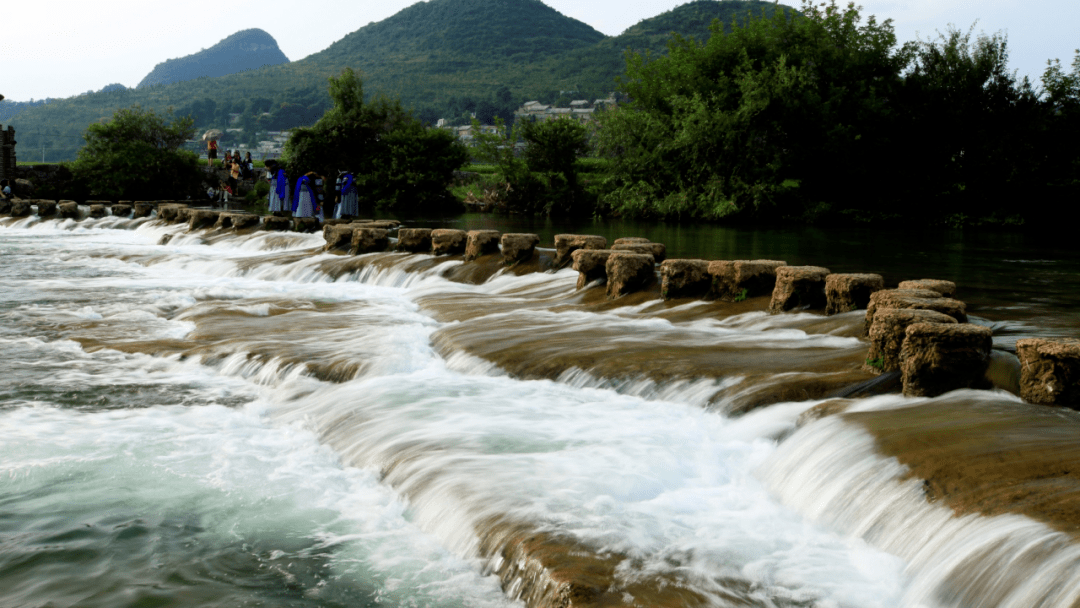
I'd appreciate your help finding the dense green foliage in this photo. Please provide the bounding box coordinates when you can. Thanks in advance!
[470,116,593,216]
[71,106,204,200]
[282,69,469,213]
[138,29,290,89]
[596,1,1080,225]
[5,0,786,161]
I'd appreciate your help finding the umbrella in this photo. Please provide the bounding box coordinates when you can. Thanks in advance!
[201,129,223,141]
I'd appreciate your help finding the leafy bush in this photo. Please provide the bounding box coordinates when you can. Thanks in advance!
[71,105,204,200]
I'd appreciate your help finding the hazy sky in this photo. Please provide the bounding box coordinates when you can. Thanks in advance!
[2,0,1077,102]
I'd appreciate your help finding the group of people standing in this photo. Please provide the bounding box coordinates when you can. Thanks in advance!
[205,139,256,203]
[265,159,358,220]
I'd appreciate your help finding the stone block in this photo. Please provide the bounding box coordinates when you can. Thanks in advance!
[901,322,993,397]
[864,289,966,334]
[10,200,32,217]
[611,241,666,263]
[431,229,467,255]
[261,216,291,231]
[501,233,540,266]
[157,204,182,223]
[825,273,885,315]
[58,201,80,219]
[0,199,10,215]
[605,252,656,299]
[216,213,259,231]
[708,259,786,300]
[571,249,614,289]
[867,308,958,373]
[768,266,831,314]
[188,209,220,230]
[110,204,133,218]
[351,228,389,254]
[88,204,107,219]
[554,234,607,267]
[133,202,154,218]
[613,237,650,245]
[465,230,501,261]
[898,279,956,298]
[324,224,359,252]
[396,228,433,253]
[36,200,58,217]
[294,217,320,233]
[1016,338,1080,407]
[660,259,711,300]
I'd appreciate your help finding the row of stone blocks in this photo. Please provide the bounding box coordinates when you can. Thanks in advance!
[0,199,195,220]
[323,224,545,266]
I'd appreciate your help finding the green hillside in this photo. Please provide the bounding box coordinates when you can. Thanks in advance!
[6,0,792,161]
[137,29,290,89]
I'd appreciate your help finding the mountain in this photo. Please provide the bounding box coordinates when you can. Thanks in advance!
[6,0,794,161]
[137,29,290,89]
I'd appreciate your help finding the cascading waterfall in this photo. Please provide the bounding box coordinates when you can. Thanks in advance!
[2,211,1079,608]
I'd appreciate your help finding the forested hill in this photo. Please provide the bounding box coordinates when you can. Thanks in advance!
[7,0,791,161]
[137,29,290,88]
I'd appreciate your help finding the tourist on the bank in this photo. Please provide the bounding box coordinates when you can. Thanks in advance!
[1,179,12,200]
[229,159,241,194]
[219,180,232,203]
[292,172,319,218]
[223,150,233,167]
[267,164,290,216]
[206,185,216,201]
[207,140,218,169]
[336,170,358,218]
[243,152,254,181]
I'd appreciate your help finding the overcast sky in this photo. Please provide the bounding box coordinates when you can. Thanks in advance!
[2,0,1077,102]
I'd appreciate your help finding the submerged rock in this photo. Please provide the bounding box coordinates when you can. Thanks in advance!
[825,273,884,315]
[1016,338,1080,407]
[900,322,993,397]
[768,266,831,313]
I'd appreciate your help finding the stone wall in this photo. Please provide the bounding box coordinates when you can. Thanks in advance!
[0,125,15,181]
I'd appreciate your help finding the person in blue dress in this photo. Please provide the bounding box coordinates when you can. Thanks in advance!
[266,161,290,216]
[335,170,358,219]
[292,172,319,219]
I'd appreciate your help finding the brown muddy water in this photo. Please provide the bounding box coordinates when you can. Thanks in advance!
[1,209,1079,608]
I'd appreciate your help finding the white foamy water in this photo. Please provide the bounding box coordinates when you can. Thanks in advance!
[1,217,1074,607]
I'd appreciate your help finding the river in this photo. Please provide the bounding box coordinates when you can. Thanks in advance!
[2,210,1079,608]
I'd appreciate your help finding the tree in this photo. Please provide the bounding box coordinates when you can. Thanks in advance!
[596,0,907,220]
[71,105,203,200]
[282,68,469,213]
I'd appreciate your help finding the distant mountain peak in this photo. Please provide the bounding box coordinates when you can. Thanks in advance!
[137,28,290,89]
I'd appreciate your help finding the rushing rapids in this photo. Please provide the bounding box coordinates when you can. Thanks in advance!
[2,210,1080,608]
